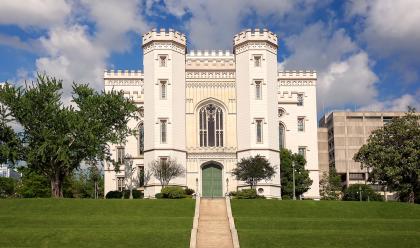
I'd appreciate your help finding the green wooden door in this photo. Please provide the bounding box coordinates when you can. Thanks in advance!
[202,164,223,197]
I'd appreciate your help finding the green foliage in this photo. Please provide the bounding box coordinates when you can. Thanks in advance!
[354,109,420,203]
[155,192,164,199]
[236,189,260,199]
[0,74,137,197]
[320,167,342,200]
[161,186,186,199]
[280,148,313,199]
[16,167,51,198]
[343,184,383,201]
[0,177,16,198]
[123,190,143,199]
[184,187,195,195]
[0,106,22,165]
[232,155,276,188]
[105,191,123,199]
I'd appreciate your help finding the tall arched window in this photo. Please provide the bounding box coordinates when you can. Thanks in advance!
[199,103,223,147]
[138,122,144,155]
[279,123,285,149]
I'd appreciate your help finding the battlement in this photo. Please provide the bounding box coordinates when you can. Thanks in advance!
[104,70,143,79]
[278,70,317,79]
[187,50,233,58]
[234,28,277,47]
[142,28,186,47]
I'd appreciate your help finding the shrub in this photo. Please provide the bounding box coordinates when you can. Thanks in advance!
[105,190,123,199]
[184,187,195,195]
[155,193,164,199]
[229,191,237,197]
[236,189,258,199]
[0,177,16,198]
[123,190,144,199]
[161,186,186,199]
[343,184,383,201]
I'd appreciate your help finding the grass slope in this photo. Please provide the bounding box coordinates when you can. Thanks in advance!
[0,199,195,248]
[231,200,420,248]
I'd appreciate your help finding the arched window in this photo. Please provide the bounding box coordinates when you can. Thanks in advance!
[199,103,223,147]
[138,122,144,155]
[279,122,285,149]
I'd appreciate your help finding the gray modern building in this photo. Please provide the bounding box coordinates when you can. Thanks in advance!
[318,111,409,187]
[0,164,21,179]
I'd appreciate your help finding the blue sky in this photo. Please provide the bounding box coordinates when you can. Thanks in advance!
[0,0,419,116]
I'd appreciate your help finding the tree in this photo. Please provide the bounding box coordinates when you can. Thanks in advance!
[0,106,21,165]
[0,177,16,198]
[16,167,51,198]
[280,148,312,199]
[354,108,420,203]
[0,74,137,198]
[232,155,276,189]
[123,154,136,199]
[319,166,342,200]
[149,157,185,188]
[343,184,383,201]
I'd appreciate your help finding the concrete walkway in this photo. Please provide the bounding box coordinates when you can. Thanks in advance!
[197,198,234,248]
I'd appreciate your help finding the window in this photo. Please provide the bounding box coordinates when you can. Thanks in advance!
[298,117,305,132]
[278,108,285,117]
[160,119,167,143]
[117,177,125,191]
[279,123,285,149]
[116,147,125,164]
[256,119,263,143]
[160,80,167,99]
[255,81,262,100]
[159,157,168,166]
[138,123,144,155]
[159,55,167,67]
[349,173,365,180]
[139,166,145,186]
[297,94,304,106]
[254,55,261,67]
[199,103,223,147]
[298,146,306,158]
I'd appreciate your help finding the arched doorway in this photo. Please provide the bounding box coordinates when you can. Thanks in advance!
[202,162,223,197]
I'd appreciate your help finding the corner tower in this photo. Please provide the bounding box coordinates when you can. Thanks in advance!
[234,29,281,198]
[142,29,187,197]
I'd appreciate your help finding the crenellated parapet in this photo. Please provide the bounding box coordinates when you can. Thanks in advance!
[186,50,235,70]
[278,70,317,87]
[142,28,186,47]
[104,70,144,88]
[233,28,277,47]
[104,69,143,79]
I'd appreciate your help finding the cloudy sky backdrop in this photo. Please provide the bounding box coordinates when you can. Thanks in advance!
[0,0,419,117]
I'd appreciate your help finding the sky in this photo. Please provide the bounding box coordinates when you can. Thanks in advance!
[0,0,419,118]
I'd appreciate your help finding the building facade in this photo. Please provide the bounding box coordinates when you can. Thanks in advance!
[318,111,408,187]
[104,28,320,199]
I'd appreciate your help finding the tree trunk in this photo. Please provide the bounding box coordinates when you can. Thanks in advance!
[408,190,415,203]
[50,172,64,198]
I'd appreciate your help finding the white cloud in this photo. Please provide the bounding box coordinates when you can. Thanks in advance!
[31,0,148,94]
[0,0,70,28]
[157,0,324,48]
[280,22,378,109]
[358,94,420,112]
[346,0,420,82]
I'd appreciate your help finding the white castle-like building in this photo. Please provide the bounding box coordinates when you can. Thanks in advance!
[104,28,320,199]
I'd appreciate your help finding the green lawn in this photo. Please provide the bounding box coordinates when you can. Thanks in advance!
[0,199,195,248]
[231,200,420,248]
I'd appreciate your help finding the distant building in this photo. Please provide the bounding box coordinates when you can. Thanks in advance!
[0,164,21,179]
[318,111,409,187]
